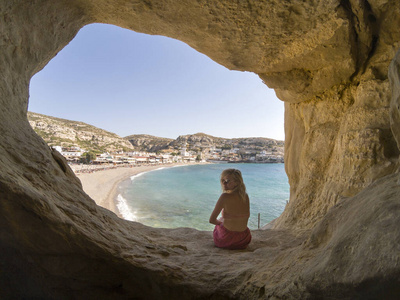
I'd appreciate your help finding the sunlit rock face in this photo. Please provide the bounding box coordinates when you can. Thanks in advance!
[389,48,400,160]
[1,0,400,299]
[274,0,400,230]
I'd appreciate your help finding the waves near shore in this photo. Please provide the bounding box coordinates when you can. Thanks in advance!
[116,163,289,230]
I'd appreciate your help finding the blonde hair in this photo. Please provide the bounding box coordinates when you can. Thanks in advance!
[220,168,247,202]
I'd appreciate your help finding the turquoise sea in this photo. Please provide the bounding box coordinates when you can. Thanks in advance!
[116,163,290,231]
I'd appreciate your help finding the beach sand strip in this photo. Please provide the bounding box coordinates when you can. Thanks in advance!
[76,165,177,217]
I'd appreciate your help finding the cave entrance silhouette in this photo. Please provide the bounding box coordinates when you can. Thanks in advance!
[3,2,400,298]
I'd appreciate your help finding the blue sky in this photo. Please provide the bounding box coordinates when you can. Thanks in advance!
[29,24,285,140]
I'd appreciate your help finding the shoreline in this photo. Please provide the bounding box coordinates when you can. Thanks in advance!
[75,162,285,229]
[75,163,187,217]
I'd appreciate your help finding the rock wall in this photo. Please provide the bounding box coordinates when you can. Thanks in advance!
[275,0,400,229]
[1,0,400,298]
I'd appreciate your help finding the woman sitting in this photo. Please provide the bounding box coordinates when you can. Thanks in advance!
[209,169,251,250]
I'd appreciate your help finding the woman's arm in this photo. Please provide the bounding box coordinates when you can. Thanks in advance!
[209,194,225,225]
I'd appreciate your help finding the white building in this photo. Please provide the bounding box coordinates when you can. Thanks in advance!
[181,146,189,157]
[57,146,85,160]
[53,146,62,153]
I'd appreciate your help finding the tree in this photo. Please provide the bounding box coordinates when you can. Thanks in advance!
[81,152,96,164]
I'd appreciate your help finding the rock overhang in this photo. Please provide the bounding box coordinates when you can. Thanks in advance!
[1,0,400,298]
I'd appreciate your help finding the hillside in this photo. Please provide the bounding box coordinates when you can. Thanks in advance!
[173,133,284,150]
[124,134,174,152]
[125,132,284,154]
[28,112,134,153]
[28,112,284,155]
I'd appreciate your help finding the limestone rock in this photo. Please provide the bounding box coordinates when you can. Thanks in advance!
[28,112,134,152]
[389,48,400,159]
[126,132,284,153]
[1,0,400,299]
[125,134,174,152]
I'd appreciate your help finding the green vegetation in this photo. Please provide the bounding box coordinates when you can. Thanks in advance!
[80,152,97,164]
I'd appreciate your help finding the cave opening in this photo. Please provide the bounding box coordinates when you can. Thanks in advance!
[28,23,284,140]
[3,2,400,298]
[27,23,288,230]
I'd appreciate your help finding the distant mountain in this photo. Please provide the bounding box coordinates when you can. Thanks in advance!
[124,134,174,152]
[28,112,134,153]
[125,132,284,154]
[172,133,284,149]
[28,112,284,155]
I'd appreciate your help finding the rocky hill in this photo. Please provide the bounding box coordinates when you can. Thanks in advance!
[29,112,284,155]
[173,133,284,150]
[126,132,284,153]
[124,134,174,152]
[28,112,134,153]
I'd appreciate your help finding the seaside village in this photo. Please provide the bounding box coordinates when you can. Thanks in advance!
[55,144,284,173]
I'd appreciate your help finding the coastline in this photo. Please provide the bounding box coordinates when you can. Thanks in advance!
[75,162,287,229]
[75,164,186,218]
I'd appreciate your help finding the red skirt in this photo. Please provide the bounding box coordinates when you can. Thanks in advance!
[213,224,251,250]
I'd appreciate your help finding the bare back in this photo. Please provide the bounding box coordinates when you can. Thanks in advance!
[221,192,250,232]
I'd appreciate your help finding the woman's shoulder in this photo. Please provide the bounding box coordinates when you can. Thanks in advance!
[219,192,237,201]
[221,191,243,201]
[219,192,231,199]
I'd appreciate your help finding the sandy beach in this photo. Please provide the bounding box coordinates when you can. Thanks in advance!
[76,164,181,217]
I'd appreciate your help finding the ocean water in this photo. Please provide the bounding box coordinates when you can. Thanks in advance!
[116,163,290,231]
